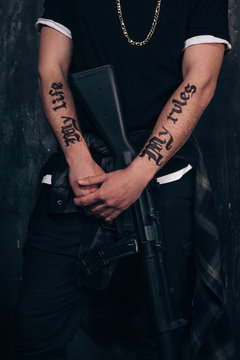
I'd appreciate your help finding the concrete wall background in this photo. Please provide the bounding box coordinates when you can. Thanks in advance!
[0,0,239,358]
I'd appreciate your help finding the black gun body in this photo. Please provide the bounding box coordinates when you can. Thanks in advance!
[69,65,180,360]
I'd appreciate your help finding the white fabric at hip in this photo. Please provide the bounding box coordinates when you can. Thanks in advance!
[42,174,52,185]
[156,164,193,185]
[41,164,193,186]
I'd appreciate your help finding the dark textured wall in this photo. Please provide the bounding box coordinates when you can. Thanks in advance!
[0,0,240,358]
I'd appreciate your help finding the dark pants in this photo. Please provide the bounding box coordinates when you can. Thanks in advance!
[15,161,195,360]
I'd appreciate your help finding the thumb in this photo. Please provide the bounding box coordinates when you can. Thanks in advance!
[78,173,107,186]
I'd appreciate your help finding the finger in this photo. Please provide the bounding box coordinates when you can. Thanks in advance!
[84,203,106,215]
[88,209,113,220]
[103,210,116,223]
[75,186,99,197]
[105,210,121,223]
[78,174,107,187]
[98,209,113,219]
[85,205,114,220]
[85,207,113,219]
[84,208,102,218]
[73,191,101,207]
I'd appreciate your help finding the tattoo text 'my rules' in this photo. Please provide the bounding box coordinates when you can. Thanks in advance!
[139,83,197,167]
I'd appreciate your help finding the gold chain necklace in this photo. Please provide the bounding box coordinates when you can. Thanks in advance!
[116,0,162,46]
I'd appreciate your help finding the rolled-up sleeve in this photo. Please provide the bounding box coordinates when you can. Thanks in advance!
[35,0,72,39]
[184,0,231,51]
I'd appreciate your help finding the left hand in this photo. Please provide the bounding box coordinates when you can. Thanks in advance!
[73,167,148,222]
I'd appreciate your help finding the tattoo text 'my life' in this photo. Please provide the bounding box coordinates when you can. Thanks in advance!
[49,82,66,111]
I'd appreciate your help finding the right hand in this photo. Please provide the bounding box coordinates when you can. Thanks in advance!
[68,158,105,199]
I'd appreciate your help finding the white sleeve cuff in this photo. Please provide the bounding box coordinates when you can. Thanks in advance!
[35,18,72,39]
[184,35,232,51]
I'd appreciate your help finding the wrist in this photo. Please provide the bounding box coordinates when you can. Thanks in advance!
[64,142,93,168]
[127,155,158,186]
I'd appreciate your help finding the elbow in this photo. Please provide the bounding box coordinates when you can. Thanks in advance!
[199,77,217,103]
[37,64,68,86]
[182,43,225,104]
[184,71,218,107]
[37,66,52,90]
[192,79,217,114]
[183,66,218,104]
[37,64,52,84]
[37,68,45,96]
[38,69,43,89]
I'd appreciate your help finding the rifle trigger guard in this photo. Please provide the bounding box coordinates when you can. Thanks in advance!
[98,249,110,266]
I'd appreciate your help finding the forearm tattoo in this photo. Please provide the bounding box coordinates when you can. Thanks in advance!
[139,126,173,166]
[167,83,196,124]
[139,83,197,166]
[49,82,66,111]
[61,116,82,146]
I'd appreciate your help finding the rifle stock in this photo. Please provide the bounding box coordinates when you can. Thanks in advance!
[69,65,135,169]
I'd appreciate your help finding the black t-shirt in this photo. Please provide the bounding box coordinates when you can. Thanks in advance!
[37,0,230,134]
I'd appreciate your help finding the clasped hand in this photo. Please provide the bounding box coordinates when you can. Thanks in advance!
[73,168,146,222]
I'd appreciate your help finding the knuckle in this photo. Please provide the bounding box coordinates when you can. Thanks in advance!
[102,211,109,218]
[98,210,106,217]
[73,199,81,207]
[77,200,84,206]
[98,190,104,201]
[105,199,112,207]
[106,198,117,208]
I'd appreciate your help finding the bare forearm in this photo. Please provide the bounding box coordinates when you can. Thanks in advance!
[38,69,93,166]
[129,77,216,184]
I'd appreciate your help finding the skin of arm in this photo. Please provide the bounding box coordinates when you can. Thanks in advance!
[75,43,225,222]
[38,27,105,198]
